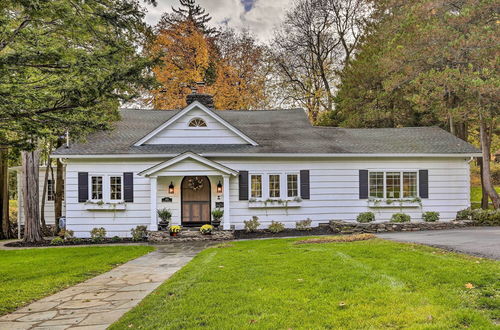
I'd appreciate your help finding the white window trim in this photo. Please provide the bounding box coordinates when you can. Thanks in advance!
[368,170,419,199]
[250,173,263,199]
[249,172,300,200]
[186,117,209,129]
[88,174,124,203]
[109,175,124,202]
[285,172,300,198]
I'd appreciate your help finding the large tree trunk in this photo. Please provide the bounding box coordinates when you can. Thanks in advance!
[54,157,63,233]
[479,118,500,209]
[478,158,489,209]
[0,147,9,239]
[22,150,43,242]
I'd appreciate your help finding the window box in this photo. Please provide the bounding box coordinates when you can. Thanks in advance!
[84,202,126,211]
[367,198,421,208]
[248,199,302,209]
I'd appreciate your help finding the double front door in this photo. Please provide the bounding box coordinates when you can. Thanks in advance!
[181,176,211,226]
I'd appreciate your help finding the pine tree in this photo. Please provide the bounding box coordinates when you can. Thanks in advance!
[160,0,218,36]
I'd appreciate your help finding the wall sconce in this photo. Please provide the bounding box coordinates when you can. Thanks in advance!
[217,181,223,194]
[168,182,175,194]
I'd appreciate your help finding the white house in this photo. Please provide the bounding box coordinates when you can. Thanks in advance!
[51,94,480,238]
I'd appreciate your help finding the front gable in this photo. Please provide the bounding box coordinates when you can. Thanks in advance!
[138,152,238,177]
[134,102,258,146]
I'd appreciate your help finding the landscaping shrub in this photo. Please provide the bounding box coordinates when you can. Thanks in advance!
[131,225,148,241]
[58,229,74,239]
[295,218,312,231]
[296,234,375,244]
[200,224,213,235]
[357,212,375,223]
[268,221,285,233]
[470,209,500,226]
[111,236,121,242]
[90,227,106,242]
[244,216,260,232]
[50,237,64,245]
[422,211,440,222]
[456,208,472,220]
[211,209,224,221]
[391,213,410,223]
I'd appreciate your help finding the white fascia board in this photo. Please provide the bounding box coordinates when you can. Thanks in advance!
[52,152,482,159]
[138,151,238,176]
[133,101,258,146]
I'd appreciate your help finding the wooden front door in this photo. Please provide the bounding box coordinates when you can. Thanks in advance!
[181,176,211,226]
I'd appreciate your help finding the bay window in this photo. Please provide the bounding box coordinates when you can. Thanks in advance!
[369,171,418,199]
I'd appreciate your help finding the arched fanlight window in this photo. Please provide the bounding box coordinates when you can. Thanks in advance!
[188,118,207,127]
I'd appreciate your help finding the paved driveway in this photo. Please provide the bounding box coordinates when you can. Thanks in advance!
[378,227,500,260]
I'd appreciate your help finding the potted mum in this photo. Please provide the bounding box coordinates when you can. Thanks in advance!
[200,224,213,235]
[211,209,224,228]
[169,225,181,237]
[157,208,172,231]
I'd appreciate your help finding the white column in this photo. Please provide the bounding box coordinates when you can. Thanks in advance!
[223,175,231,230]
[150,176,158,231]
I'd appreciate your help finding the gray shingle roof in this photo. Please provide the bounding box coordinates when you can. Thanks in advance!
[53,108,480,156]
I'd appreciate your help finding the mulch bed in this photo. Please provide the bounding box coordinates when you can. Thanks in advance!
[234,226,333,239]
[5,238,146,248]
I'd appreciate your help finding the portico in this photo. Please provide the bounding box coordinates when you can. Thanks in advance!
[139,152,238,231]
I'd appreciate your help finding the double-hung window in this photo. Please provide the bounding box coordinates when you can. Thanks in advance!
[369,171,418,199]
[250,174,262,198]
[287,174,298,197]
[47,179,55,201]
[269,175,280,198]
[91,176,103,200]
[110,176,122,201]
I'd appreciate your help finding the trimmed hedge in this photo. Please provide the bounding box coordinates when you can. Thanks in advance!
[357,212,375,223]
[391,213,411,223]
[422,211,440,222]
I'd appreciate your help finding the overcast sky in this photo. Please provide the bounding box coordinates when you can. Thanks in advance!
[144,0,291,42]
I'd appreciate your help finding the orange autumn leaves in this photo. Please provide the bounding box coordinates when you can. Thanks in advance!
[147,21,268,110]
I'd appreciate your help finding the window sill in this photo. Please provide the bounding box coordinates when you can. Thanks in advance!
[367,200,421,208]
[248,200,302,208]
[84,203,126,211]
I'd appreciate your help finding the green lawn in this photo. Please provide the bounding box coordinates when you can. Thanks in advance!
[112,238,499,329]
[0,245,154,315]
[471,186,500,206]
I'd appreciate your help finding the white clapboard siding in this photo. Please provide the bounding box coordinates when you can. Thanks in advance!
[146,108,248,145]
[64,156,471,237]
[17,167,66,226]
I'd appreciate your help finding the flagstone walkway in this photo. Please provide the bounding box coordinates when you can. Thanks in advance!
[0,242,214,330]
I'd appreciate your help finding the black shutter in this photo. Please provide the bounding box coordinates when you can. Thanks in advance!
[300,170,310,200]
[419,170,429,198]
[78,172,88,202]
[239,171,249,200]
[123,172,134,202]
[359,170,369,199]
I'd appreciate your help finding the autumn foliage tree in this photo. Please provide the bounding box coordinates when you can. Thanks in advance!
[148,0,271,110]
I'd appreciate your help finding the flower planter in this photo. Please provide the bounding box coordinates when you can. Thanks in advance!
[212,220,221,228]
[158,221,170,231]
[170,232,178,237]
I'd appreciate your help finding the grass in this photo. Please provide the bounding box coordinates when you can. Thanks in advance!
[0,245,154,315]
[471,186,500,206]
[111,238,499,329]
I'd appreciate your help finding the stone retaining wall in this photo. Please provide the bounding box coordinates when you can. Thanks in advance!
[148,230,234,243]
[329,220,471,234]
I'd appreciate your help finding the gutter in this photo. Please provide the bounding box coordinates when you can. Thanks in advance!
[50,152,483,159]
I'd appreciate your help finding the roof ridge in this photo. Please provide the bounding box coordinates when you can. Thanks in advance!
[120,108,304,112]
